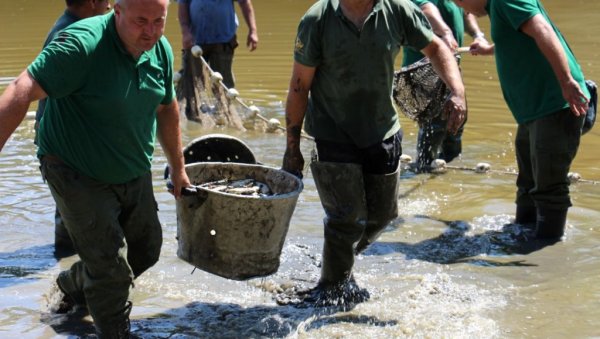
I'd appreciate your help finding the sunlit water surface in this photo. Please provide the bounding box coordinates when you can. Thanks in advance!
[0,0,599,338]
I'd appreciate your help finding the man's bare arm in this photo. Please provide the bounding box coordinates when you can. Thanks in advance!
[282,62,315,178]
[422,36,467,134]
[521,14,588,116]
[238,0,258,51]
[0,70,47,151]
[156,100,190,198]
[177,1,194,49]
[420,2,457,50]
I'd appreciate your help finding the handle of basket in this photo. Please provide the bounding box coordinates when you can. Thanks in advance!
[166,181,201,196]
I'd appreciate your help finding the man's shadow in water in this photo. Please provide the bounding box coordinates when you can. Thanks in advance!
[45,301,398,338]
[363,215,560,266]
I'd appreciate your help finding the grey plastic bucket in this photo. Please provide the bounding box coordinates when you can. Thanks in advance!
[176,162,303,280]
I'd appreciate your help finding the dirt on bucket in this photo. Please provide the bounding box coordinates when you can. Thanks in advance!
[175,162,303,280]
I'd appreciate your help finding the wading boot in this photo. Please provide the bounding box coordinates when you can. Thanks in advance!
[515,204,536,225]
[535,208,568,239]
[355,166,400,254]
[309,161,370,308]
[95,301,132,339]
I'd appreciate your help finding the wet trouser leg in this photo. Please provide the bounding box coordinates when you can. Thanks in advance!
[417,114,465,170]
[355,166,400,254]
[311,162,367,285]
[40,159,162,334]
[314,131,402,284]
[54,208,75,255]
[514,108,584,238]
[202,37,237,89]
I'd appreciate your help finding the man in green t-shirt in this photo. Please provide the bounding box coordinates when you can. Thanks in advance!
[35,0,112,258]
[281,0,466,308]
[452,0,589,240]
[404,0,487,171]
[0,0,190,336]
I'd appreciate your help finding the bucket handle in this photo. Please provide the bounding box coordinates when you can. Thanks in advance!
[166,181,205,196]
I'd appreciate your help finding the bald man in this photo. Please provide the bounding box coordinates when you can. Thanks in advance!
[0,0,190,336]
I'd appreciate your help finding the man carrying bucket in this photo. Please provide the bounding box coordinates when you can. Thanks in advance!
[0,0,190,336]
[282,0,466,307]
[451,0,590,240]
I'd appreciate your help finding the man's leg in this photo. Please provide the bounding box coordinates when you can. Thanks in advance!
[439,119,465,163]
[202,38,236,88]
[40,159,139,335]
[119,172,163,279]
[416,116,446,171]
[356,131,402,253]
[514,123,537,225]
[529,109,584,239]
[54,208,75,257]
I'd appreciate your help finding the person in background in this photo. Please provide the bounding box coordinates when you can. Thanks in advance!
[451,0,589,240]
[35,0,112,257]
[282,0,466,307]
[177,0,258,88]
[405,0,487,171]
[0,0,190,336]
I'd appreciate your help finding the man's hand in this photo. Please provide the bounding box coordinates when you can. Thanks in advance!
[440,31,458,51]
[247,32,258,51]
[444,92,467,135]
[561,78,589,116]
[282,146,304,179]
[467,40,494,56]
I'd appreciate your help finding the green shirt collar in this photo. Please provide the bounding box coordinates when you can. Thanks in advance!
[331,0,383,18]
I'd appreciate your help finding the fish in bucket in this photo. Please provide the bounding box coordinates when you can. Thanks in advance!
[168,135,303,280]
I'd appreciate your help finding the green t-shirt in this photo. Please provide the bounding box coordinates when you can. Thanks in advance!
[36,10,81,124]
[488,0,588,123]
[295,0,433,147]
[29,13,175,184]
[402,0,464,66]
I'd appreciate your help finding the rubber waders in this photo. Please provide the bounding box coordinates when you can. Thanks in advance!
[95,301,132,339]
[515,204,537,225]
[310,161,367,286]
[355,166,400,254]
[535,208,568,239]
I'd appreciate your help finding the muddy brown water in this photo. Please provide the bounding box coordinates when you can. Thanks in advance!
[0,0,599,337]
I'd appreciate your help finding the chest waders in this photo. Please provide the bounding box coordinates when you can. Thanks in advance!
[311,161,400,286]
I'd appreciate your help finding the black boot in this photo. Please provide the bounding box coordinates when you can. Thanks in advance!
[535,208,568,239]
[95,301,132,339]
[515,205,536,225]
[307,161,370,308]
[355,167,400,254]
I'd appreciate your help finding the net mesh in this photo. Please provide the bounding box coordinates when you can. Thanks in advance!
[175,49,267,131]
[392,57,451,125]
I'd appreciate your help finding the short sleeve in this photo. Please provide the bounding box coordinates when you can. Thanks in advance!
[495,0,540,31]
[398,0,434,51]
[27,30,91,99]
[293,13,322,68]
[159,37,176,105]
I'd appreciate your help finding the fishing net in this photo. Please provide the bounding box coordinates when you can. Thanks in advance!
[392,57,451,125]
[175,48,268,131]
